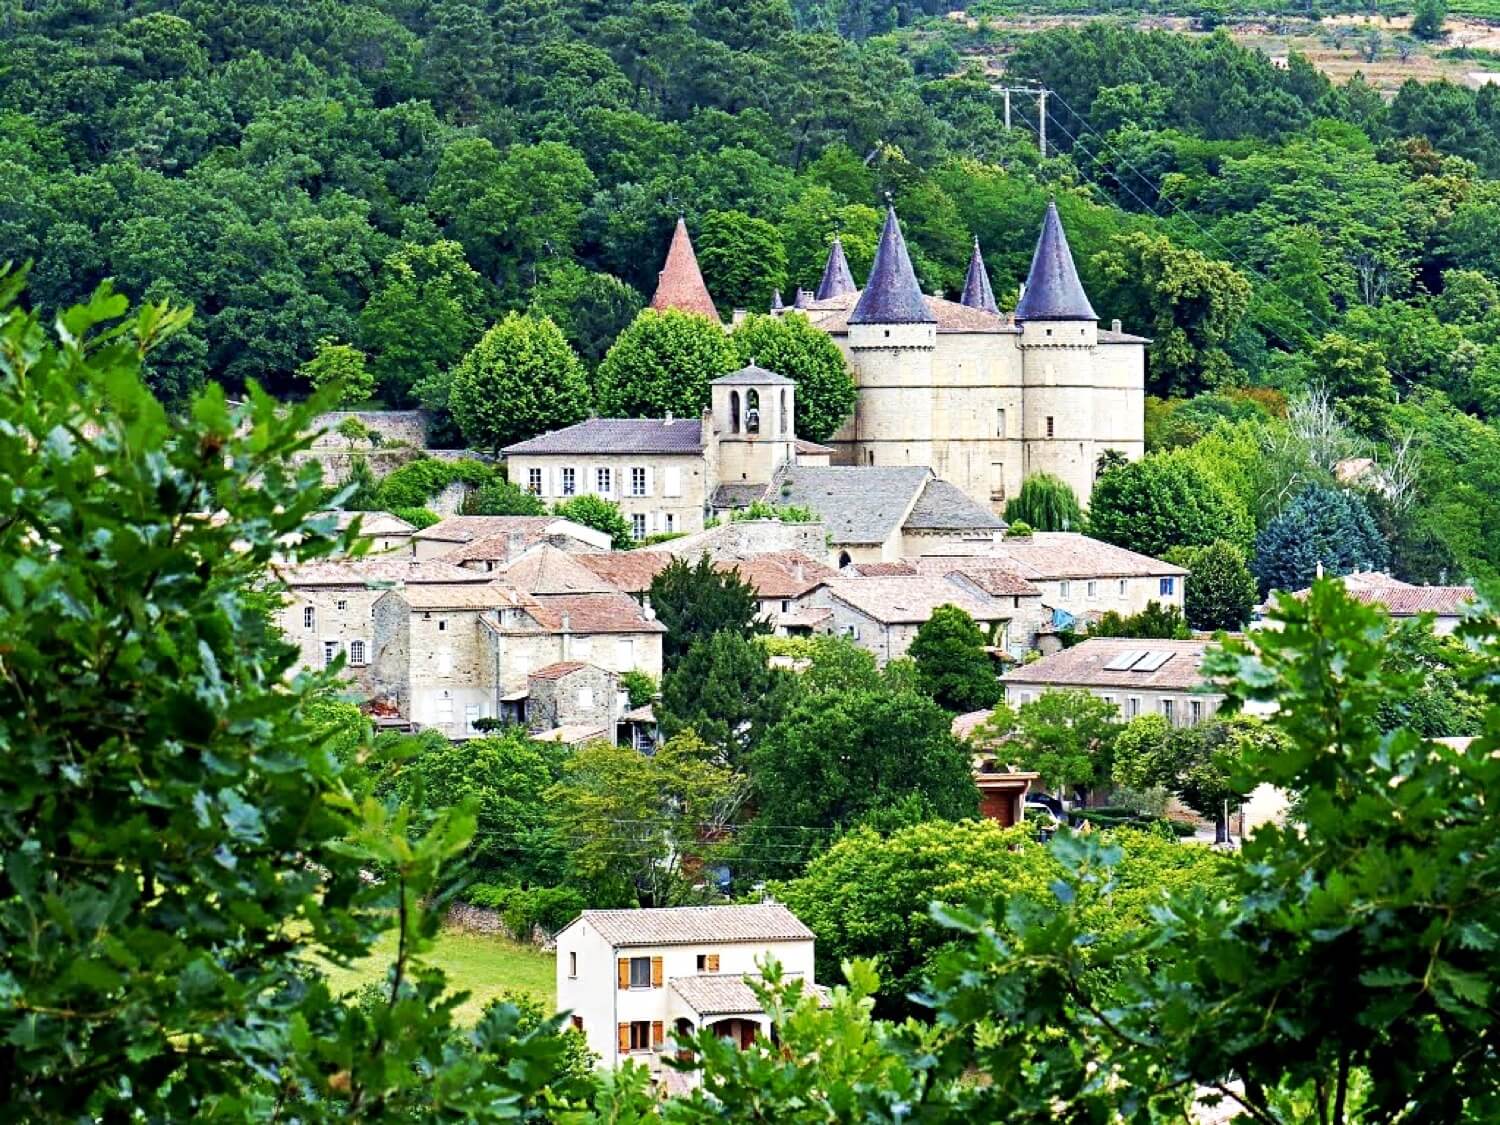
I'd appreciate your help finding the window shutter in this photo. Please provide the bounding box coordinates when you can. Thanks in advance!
[618,1023,630,1054]
[644,467,654,496]
[706,954,720,972]
[651,1020,664,1048]
[651,956,663,987]
[617,958,629,990]
[664,466,681,497]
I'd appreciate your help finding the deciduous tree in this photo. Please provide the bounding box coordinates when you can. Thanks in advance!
[908,604,1002,713]
[594,308,738,418]
[448,313,590,451]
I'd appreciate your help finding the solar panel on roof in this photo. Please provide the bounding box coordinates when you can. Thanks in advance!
[1133,651,1174,673]
[1103,649,1147,671]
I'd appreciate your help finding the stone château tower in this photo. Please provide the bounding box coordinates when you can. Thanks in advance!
[1016,201,1100,501]
[709,363,797,485]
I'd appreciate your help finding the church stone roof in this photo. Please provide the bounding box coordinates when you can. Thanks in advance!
[904,479,1007,532]
[502,418,705,456]
[712,363,794,386]
[815,235,857,300]
[849,207,935,326]
[1015,201,1096,322]
[650,217,720,321]
[960,237,1001,315]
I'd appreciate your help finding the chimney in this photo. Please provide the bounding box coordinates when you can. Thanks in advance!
[793,561,804,582]
[1316,560,1324,579]
[642,595,656,622]
[664,410,674,426]
[731,308,747,327]
[507,530,524,559]
[1111,318,1122,333]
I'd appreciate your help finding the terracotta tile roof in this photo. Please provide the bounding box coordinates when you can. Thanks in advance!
[847,561,917,576]
[414,516,556,546]
[532,724,610,745]
[501,418,706,456]
[322,510,417,536]
[528,661,591,681]
[729,551,836,599]
[951,709,995,741]
[1015,201,1097,322]
[437,521,609,564]
[823,575,1011,625]
[775,606,832,628]
[573,551,676,595]
[622,703,656,723]
[671,973,830,1016]
[989,533,1186,580]
[650,217,719,321]
[501,545,617,595]
[1002,638,1214,691]
[573,904,814,947]
[527,592,666,634]
[395,582,521,610]
[276,557,490,587]
[1288,572,1476,616]
[804,291,1014,335]
[912,558,1043,597]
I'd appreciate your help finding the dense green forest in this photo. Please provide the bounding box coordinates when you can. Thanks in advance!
[6,0,1500,579]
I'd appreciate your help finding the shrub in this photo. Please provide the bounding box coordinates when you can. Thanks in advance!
[372,456,500,510]
[1007,520,1033,537]
[552,494,632,549]
[503,886,586,937]
[390,506,441,529]
[731,500,817,523]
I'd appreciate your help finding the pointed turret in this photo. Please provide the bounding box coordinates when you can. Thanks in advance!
[849,207,934,325]
[1014,201,1096,322]
[959,236,1000,315]
[815,235,857,300]
[650,216,720,321]
[770,289,784,312]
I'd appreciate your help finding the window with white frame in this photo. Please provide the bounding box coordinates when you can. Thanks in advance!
[630,513,647,540]
[348,640,367,666]
[1102,694,1117,712]
[1190,700,1203,724]
[561,467,576,496]
[322,640,341,667]
[527,467,543,495]
[303,606,316,631]
[436,695,453,722]
[1161,699,1176,724]
[596,467,611,495]
[628,957,652,989]
[1058,580,1071,598]
[630,467,647,496]
[616,638,635,667]
[1018,691,1032,704]
[572,636,592,658]
[664,513,674,533]
[568,952,577,978]
[996,407,1006,436]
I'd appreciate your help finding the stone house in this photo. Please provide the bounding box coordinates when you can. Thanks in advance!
[411,515,609,563]
[369,573,664,739]
[770,465,1006,567]
[985,532,1188,631]
[725,551,838,634]
[1277,571,1476,635]
[323,510,418,553]
[555,904,824,1078]
[810,574,1014,665]
[274,557,492,691]
[1000,637,1223,727]
[525,661,619,739]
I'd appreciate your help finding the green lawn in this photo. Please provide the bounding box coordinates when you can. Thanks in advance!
[318,929,557,1026]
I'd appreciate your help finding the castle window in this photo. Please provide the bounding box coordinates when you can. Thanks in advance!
[1046,328,1053,337]
[746,390,760,434]
[729,391,740,434]
[1046,416,1055,439]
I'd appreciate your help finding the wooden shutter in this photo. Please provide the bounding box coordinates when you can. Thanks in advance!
[618,1023,630,1054]
[706,953,720,972]
[651,956,663,987]
[651,1020,664,1048]
[617,958,629,989]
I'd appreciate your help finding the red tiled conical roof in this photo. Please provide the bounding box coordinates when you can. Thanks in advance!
[650,217,720,321]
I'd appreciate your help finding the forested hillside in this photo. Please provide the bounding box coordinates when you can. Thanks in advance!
[6,0,1500,578]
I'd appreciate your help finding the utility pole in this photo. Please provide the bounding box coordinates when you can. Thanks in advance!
[993,85,1049,158]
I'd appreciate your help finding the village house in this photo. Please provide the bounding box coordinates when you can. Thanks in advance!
[555,905,824,1077]
[767,465,1006,567]
[810,573,1014,665]
[1001,637,1222,727]
[1277,571,1477,635]
[411,514,609,563]
[984,531,1188,638]
[274,557,492,691]
[323,510,418,553]
[728,551,838,634]
[368,562,664,738]
[846,558,1049,658]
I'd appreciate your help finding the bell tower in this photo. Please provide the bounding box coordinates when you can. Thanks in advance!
[710,362,797,485]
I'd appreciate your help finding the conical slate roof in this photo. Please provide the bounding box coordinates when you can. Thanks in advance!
[815,235,857,300]
[650,217,720,321]
[1014,201,1096,322]
[770,289,784,311]
[849,207,935,325]
[959,236,1000,315]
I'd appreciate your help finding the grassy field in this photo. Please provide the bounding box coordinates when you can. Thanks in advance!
[318,929,557,1026]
